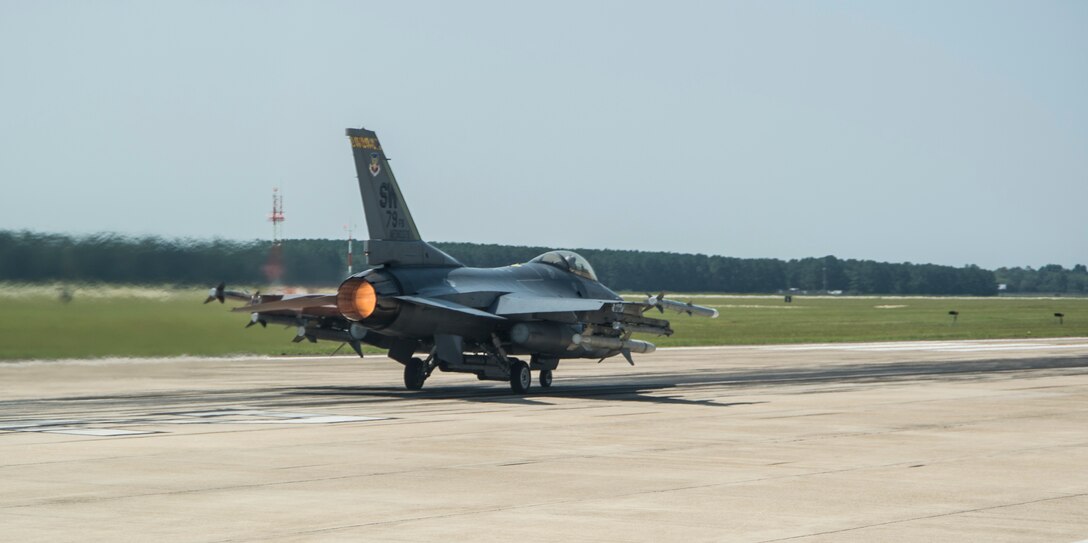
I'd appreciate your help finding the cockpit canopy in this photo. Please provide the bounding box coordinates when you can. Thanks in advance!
[529,250,598,281]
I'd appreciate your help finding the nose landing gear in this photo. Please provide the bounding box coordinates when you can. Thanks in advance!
[539,369,553,388]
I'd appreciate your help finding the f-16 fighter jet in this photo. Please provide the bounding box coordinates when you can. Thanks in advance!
[207,128,718,393]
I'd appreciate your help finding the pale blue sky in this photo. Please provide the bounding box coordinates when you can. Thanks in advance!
[1,1,1085,268]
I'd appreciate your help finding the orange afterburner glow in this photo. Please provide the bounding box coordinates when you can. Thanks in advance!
[337,278,376,321]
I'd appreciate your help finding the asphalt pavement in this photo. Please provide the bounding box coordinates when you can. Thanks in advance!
[2,338,1087,542]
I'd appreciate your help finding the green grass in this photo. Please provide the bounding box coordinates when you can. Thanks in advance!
[0,284,1085,360]
[646,294,1088,347]
[0,285,354,360]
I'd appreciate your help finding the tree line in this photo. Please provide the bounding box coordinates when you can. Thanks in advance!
[1,230,1083,295]
[994,264,1088,295]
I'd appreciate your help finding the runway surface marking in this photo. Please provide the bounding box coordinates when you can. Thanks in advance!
[755,338,1088,353]
[0,409,389,438]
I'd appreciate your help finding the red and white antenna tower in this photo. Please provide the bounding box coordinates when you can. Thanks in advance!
[269,187,285,243]
[263,187,286,284]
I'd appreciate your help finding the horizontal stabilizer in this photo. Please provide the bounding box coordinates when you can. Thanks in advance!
[231,294,338,315]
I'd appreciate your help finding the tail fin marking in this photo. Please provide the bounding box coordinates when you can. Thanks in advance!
[347,128,420,242]
[346,127,461,268]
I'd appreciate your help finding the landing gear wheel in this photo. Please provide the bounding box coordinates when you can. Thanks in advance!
[509,360,531,394]
[404,357,427,391]
[539,369,553,388]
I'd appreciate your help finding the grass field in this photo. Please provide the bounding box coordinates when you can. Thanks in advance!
[0,284,346,360]
[1,284,1085,360]
[648,294,1087,347]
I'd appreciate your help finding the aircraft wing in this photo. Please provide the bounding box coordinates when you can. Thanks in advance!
[492,293,615,316]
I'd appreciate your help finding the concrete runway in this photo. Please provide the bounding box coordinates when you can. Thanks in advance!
[3,338,1088,542]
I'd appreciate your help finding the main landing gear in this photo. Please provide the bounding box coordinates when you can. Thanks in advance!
[507,360,556,393]
[403,356,436,391]
[509,360,531,393]
[399,346,558,395]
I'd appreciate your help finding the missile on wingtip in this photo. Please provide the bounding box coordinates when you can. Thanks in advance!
[646,296,719,318]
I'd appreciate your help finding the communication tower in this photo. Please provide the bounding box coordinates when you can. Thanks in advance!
[263,187,286,284]
[269,187,285,243]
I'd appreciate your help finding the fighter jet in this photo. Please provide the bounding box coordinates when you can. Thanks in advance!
[207,127,718,393]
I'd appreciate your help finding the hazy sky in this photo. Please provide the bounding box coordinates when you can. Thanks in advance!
[2,1,1085,269]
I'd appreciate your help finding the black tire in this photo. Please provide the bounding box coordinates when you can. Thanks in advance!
[404,357,427,391]
[539,369,553,388]
[509,360,531,394]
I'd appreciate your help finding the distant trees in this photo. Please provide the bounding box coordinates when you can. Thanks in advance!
[0,231,270,285]
[7,229,1082,296]
[995,264,1088,295]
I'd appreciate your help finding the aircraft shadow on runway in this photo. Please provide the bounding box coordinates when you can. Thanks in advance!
[280,355,1088,407]
[282,380,768,408]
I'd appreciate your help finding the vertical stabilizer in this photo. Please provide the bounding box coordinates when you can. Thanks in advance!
[347,128,421,241]
[346,128,461,267]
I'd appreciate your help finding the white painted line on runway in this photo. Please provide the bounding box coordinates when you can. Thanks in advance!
[1,410,388,438]
[0,420,81,430]
[877,344,1088,353]
[1,354,364,366]
[14,427,157,436]
[659,345,755,352]
[167,410,388,424]
[759,343,1088,353]
[234,416,387,424]
[181,410,257,417]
